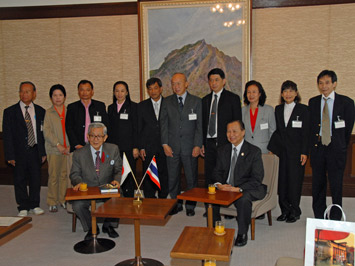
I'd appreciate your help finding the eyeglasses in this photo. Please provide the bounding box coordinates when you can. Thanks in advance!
[88,134,105,140]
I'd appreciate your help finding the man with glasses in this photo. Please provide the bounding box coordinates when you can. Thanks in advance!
[70,123,122,240]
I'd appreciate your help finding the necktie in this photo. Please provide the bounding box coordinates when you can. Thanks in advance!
[154,102,159,119]
[178,96,184,112]
[25,106,36,147]
[95,151,100,177]
[208,94,218,136]
[229,147,237,187]
[322,98,331,146]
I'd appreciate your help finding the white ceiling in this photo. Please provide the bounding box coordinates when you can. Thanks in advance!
[0,0,135,7]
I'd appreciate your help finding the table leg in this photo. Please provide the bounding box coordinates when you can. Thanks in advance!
[73,199,115,254]
[115,219,164,266]
[207,203,213,228]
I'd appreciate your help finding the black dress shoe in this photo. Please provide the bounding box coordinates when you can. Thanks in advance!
[286,215,300,223]
[186,209,195,217]
[277,213,288,222]
[84,226,100,241]
[256,214,265,220]
[170,205,183,215]
[235,234,247,247]
[224,215,234,220]
[102,226,119,238]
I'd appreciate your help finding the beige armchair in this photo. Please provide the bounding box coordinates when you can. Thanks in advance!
[220,153,279,240]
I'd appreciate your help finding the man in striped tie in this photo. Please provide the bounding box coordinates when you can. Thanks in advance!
[3,81,46,217]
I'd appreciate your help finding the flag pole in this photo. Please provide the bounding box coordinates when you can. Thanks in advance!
[137,156,155,190]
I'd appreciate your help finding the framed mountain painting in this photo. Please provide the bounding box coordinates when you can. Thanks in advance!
[138,0,251,99]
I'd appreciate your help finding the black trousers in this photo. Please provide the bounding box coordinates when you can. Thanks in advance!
[278,151,305,217]
[204,138,218,187]
[311,144,345,220]
[13,145,42,211]
[120,150,136,197]
[212,191,255,235]
[142,146,169,198]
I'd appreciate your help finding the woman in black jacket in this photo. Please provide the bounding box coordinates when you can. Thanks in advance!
[269,80,309,223]
[107,81,139,197]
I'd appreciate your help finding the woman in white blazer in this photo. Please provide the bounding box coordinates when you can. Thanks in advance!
[242,80,276,154]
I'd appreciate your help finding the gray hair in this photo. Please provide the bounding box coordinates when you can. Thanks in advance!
[88,122,107,135]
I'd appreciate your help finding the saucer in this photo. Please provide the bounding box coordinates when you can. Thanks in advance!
[214,230,226,236]
[208,191,216,195]
[79,188,88,192]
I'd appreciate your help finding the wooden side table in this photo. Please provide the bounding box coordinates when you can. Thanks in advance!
[0,217,32,239]
[171,226,235,261]
[65,187,121,254]
[177,187,242,228]
[94,197,177,266]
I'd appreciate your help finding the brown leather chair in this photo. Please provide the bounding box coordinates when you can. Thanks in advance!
[220,153,279,240]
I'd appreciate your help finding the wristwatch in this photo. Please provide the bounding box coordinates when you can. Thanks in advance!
[239,188,243,193]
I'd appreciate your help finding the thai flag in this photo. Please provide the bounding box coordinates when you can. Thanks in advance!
[147,156,160,189]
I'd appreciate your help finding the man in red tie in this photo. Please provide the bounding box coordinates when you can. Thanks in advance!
[70,122,122,240]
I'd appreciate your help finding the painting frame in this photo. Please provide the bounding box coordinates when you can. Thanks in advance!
[138,0,251,100]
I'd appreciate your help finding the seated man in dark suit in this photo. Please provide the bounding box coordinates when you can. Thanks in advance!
[212,120,266,247]
[70,122,122,240]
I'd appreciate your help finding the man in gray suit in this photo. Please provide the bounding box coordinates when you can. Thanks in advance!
[70,122,122,240]
[160,73,203,216]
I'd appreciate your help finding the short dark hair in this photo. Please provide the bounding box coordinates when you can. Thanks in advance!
[280,80,301,103]
[19,81,36,92]
[317,70,337,83]
[208,68,225,80]
[112,81,131,104]
[77,80,93,90]
[228,120,245,131]
[146,77,162,88]
[243,80,267,106]
[49,84,66,98]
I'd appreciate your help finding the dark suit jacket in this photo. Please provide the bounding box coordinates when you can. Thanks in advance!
[308,93,355,167]
[3,102,46,161]
[137,97,163,152]
[269,103,310,158]
[160,92,203,155]
[202,89,241,146]
[70,143,122,187]
[212,141,266,199]
[66,99,108,152]
[107,100,138,152]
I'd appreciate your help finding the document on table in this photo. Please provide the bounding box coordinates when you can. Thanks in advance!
[0,217,22,226]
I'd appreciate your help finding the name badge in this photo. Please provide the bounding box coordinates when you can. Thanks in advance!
[292,121,302,128]
[260,123,268,130]
[189,113,197,120]
[120,113,129,120]
[335,120,345,129]
[93,115,102,122]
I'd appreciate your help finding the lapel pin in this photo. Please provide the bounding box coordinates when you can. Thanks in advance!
[110,160,115,165]
[241,152,244,156]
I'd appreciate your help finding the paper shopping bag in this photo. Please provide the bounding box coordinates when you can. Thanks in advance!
[305,204,355,266]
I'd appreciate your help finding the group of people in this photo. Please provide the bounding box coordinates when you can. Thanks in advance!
[2,68,354,247]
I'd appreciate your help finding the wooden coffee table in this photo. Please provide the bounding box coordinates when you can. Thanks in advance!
[65,187,121,254]
[170,226,235,261]
[0,216,32,243]
[177,187,242,228]
[94,197,177,266]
